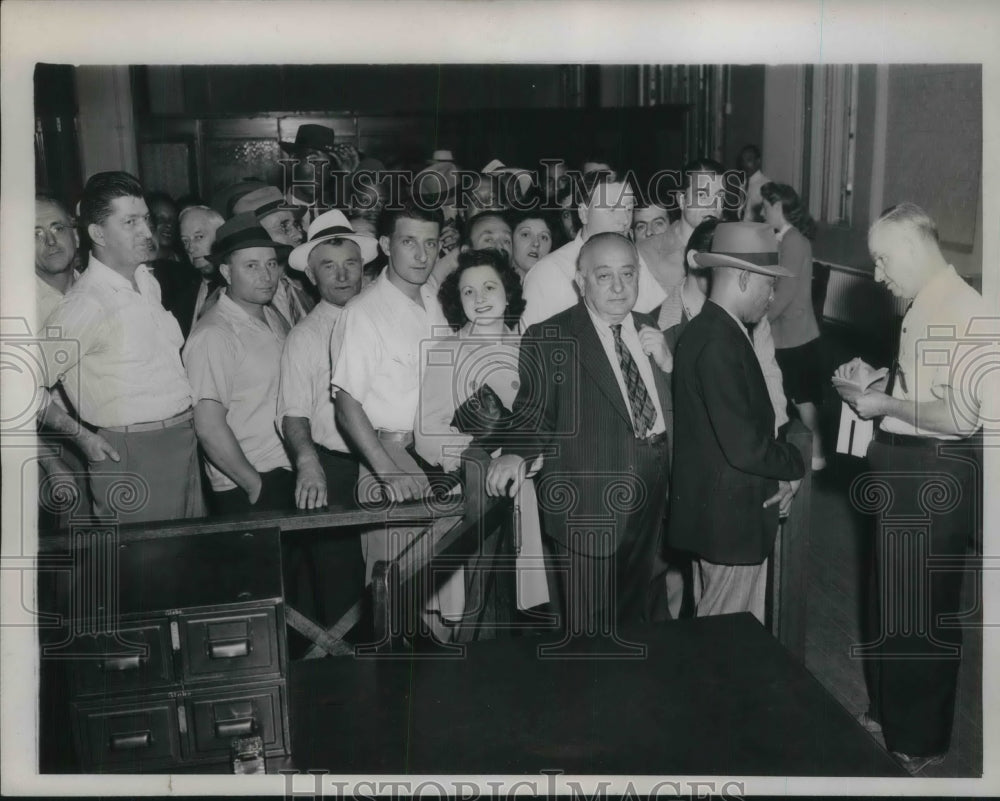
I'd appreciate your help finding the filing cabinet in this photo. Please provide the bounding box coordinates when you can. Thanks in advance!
[45,526,290,772]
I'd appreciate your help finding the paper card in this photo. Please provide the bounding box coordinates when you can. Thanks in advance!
[836,401,874,457]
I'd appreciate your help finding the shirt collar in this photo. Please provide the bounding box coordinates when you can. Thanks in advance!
[908,264,959,318]
[378,266,435,309]
[86,255,141,291]
[774,223,792,243]
[316,299,345,319]
[584,301,636,341]
[216,289,283,332]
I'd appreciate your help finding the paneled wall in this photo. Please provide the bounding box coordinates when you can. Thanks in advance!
[137,107,692,203]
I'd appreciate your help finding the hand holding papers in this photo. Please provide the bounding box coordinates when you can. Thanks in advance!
[832,358,890,457]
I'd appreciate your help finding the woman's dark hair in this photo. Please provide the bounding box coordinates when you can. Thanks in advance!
[504,207,558,253]
[760,182,817,240]
[683,217,720,275]
[438,248,525,332]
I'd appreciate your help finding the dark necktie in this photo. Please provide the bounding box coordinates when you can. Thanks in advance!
[611,323,657,437]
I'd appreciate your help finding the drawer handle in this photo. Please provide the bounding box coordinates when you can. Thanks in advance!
[215,718,254,738]
[100,654,144,672]
[209,639,249,659]
[110,730,151,750]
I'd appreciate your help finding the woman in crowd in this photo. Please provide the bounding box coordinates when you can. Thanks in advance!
[415,248,549,636]
[506,209,555,280]
[760,182,827,471]
[416,248,524,472]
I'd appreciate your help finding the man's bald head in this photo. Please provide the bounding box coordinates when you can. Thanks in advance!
[868,202,947,300]
[179,205,224,276]
[575,232,639,324]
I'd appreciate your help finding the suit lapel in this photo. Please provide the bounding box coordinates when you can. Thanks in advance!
[568,303,633,427]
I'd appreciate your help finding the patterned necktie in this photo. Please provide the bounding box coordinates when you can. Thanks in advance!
[611,323,657,437]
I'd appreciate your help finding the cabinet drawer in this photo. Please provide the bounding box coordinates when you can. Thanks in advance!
[73,697,181,770]
[184,682,287,758]
[179,607,280,682]
[69,622,174,696]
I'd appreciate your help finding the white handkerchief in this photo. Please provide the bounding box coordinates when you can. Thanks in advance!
[515,478,550,611]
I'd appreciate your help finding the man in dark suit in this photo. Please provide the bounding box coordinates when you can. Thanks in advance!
[487,232,674,632]
[667,222,805,624]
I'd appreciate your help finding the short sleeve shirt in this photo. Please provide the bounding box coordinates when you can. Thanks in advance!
[277,300,348,452]
[183,291,291,490]
[43,257,192,427]
[331,270,449,432]
[881,265,994,438]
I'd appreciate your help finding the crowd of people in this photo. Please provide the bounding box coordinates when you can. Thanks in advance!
[33,126,989,773]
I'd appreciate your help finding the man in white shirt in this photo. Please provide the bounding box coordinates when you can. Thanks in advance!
[280,210,377,510]
[42,171,204,523]
[277,210,378,628]
[521,173,666,330]
[834,202,992,774]
[183,213,293,515]
[35,194,80,325]
[331,202,451,583]
[33,193,92,527]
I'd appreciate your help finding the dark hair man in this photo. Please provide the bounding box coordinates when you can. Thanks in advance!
[41,171,204,523]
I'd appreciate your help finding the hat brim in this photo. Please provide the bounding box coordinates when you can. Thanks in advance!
[279,141,336,156]
[209,238,292,267]
[288,233,379,272]
[692,251,793,278]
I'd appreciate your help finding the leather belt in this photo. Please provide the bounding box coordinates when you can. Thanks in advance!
[100,408,193,434]
[873,428,956,448]
[376,429,414,447]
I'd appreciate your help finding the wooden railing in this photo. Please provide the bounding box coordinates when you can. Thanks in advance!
[39,434,813,659]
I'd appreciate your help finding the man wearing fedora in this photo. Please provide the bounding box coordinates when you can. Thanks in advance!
[276,209,378,629]
[667,222,805,624]
[183,212,294,515]
[232,185,315,327]
[279,123,385,228]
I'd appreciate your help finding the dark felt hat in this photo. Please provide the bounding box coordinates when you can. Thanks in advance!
[279,124,338,155]
[209,212,291,266]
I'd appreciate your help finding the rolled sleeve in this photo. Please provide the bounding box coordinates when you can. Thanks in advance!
[330,305,378,404]
[183,328,236,407]
[277,327,316,422]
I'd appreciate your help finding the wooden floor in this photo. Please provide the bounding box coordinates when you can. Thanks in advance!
[801,326,983,778]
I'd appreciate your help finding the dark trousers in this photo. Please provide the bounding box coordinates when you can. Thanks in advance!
[296,446,365,628]
[862,436,981,756]
[547,452,670,634]
[318,445,361,509]
[209,468,295,515]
